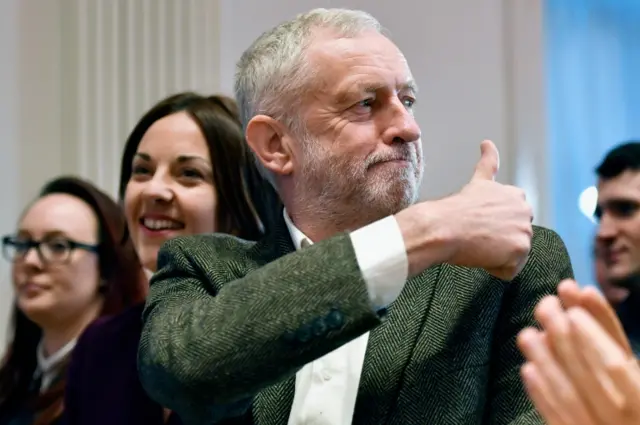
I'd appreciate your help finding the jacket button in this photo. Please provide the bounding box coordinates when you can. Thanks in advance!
[297,324,312,342]
[312,318,327,336]
[326,309,344,330]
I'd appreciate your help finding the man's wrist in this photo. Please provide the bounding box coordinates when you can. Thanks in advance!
[395,199,459,277]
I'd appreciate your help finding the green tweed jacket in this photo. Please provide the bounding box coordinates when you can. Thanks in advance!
[138,215,573,425]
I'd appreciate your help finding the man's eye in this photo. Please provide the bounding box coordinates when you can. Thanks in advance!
[403,97,416,108]
[358,98,375,108]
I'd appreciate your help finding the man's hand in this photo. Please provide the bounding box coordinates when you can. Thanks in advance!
[398,140,533,279]
[398,139,533,280]
[517,281,640,425]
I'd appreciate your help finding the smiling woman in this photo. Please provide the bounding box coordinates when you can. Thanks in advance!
[118,93,278,272]
[123,111,218,271]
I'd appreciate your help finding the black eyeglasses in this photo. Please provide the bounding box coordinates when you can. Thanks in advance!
[1,235,99,265]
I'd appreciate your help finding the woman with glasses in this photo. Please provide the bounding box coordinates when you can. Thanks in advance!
[63,92,280,425]
[0,176,147,425]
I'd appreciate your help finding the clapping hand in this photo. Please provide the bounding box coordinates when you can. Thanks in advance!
[517,279,640,425]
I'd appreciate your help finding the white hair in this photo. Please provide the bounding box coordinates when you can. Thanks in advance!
[234,8,384,188]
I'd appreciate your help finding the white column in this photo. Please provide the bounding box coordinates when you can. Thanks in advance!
[60,0,222,198]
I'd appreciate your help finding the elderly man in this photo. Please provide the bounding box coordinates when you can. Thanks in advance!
[138,8,572,425]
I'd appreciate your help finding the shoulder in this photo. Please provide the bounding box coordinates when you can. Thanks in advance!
[75,303,146,355]
[155,233,266,280]
[523,225,572,278]
[158,233,259,263]
[530,225,570,259]
[436,225,571,301]
[496,225,573,311]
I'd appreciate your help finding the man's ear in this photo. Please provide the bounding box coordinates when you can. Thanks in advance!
[245,115,294,177]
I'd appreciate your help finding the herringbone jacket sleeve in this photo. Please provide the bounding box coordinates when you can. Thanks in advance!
[485,227,574,424]
[137,232,383,424]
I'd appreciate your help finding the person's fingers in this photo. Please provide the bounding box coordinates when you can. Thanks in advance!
[534,296,604,420]
[517,327,592,425]
[471,140,499,181]
[556,279,582,309]
[567,307,627,423]
[520,362,595,425]
[607,357,640,419]
[580,286,633,356]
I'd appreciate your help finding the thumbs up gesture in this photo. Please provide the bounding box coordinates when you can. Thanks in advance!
[472,139,500,180]
[445,140,533,280]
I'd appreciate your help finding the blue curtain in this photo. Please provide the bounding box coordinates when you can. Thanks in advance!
[544,0,640,286]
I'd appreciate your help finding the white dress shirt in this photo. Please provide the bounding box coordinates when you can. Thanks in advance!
[283,210,409,425]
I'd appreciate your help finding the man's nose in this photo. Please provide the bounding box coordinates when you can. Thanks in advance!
[597,212,618,241]
[381,100,421,145]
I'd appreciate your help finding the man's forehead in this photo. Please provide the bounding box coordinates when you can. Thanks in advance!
[306,32,414,93]
[598,171,640,201]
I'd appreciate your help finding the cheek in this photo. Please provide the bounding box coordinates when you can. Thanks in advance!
[11,263,22,287]
[63,257,101,298]
[340,127,380,164]
[183,192,217,235]
[415,141,423,159]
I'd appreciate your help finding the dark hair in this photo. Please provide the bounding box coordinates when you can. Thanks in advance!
[596,140,640,179]
[0,176,147,424]
[119,92,281,239]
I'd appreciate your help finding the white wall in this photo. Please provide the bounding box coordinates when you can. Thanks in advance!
[0,0,548,352]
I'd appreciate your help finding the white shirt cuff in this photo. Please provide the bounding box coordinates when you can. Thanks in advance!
[349,215,408,310]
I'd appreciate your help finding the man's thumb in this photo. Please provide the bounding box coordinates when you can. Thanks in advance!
[472,140,500,181]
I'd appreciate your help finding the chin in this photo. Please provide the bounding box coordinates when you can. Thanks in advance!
[608,266,640,288]
[18,301,54,325]
[137,247,160,271]
[380,186,417,211]
[610,262,633,278]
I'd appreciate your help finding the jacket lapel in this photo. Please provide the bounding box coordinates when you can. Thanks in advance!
[352,265,442,425]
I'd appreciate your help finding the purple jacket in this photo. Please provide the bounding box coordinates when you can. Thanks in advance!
[63,303,182,425]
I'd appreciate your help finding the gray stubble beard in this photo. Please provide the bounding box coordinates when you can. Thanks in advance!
[295,138,423,231]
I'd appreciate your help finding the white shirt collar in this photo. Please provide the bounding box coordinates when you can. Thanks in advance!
[36,337,76,391]
[283,209,313,250]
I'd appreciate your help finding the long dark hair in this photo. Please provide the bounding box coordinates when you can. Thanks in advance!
[0,176,147,424]
[119,92,282,239]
